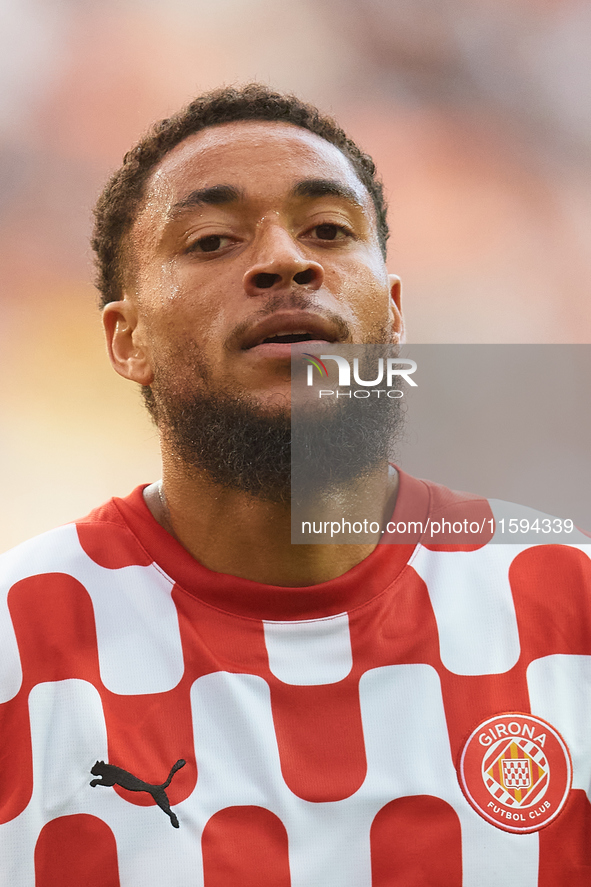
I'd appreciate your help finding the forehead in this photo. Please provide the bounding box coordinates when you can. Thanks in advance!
[143,121,372,211]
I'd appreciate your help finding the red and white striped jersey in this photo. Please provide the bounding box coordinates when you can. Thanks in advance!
[1,470,591,886]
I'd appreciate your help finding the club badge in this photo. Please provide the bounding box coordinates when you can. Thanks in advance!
[458,712,572,833]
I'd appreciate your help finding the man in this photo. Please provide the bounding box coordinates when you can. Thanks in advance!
[1,84,590,886]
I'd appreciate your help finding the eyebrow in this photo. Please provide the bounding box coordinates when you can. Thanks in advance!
[168,177,364,219]
[170,184,244,217]
[291,178,364,207]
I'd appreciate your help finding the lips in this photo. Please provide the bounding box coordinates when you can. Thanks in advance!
[239,312,344,351]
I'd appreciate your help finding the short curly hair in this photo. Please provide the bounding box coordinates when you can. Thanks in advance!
[92,84,390,307]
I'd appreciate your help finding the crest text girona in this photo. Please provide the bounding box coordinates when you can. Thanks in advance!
[478,720,546,748]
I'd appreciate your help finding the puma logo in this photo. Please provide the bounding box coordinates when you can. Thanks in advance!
[90,759,186,828]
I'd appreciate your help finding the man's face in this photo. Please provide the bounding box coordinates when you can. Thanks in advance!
[121,121,402,412]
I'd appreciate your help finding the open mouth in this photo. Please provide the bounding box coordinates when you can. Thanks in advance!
[237,312,344,352]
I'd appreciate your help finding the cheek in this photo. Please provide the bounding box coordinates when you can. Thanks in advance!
[338,264,391,324]
[145,305,233,389]
[136,256,184,309]
[140,261,224,341]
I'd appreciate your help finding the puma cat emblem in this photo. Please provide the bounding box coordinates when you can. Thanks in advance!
[90,759,186,828]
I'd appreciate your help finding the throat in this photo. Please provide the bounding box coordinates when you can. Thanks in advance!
[143,467,399,587]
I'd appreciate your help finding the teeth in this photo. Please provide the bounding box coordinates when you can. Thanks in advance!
[259,330,316,345]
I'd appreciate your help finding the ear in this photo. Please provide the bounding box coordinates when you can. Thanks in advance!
[388,274,405,344]
[102,298,154,386]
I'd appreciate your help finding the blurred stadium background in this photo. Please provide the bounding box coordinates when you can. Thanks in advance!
[1,0,591,550]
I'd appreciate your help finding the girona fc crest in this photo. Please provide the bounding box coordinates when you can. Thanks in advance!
[458,713,572,833]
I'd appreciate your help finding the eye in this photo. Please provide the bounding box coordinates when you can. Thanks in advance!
[309,223,352,242]
[187,234,233,253]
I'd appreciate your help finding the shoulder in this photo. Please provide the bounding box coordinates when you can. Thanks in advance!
[397,473,591,625]
[0,524,84,591]
[406,471,591,551]
[0,485,154,591]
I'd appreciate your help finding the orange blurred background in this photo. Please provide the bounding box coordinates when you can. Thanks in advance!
[2,0,591,551]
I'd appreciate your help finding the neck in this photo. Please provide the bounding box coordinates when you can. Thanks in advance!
[143,457,399,587]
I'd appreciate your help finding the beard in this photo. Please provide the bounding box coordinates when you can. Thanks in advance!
[144,346,405,505]
[145,379,292,501]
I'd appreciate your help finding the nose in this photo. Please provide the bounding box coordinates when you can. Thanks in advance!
[243,225,324,296]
